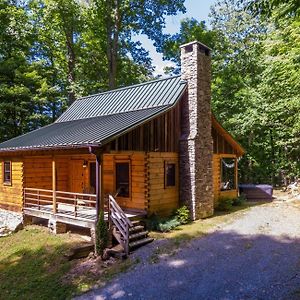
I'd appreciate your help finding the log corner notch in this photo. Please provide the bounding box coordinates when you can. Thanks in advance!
[89,146,104,222]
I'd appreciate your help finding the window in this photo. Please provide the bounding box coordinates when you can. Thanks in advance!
[3,161,11,185]
[165,162,176,187]
[220,158,236,190]
[115,162,130,197]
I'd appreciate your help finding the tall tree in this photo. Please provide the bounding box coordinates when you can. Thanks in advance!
[86,0,186,89]
[162,18,218,74]
[0,0,44,141]
[30,0,83,105]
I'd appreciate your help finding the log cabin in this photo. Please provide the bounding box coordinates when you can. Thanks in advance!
[0,41,244,252]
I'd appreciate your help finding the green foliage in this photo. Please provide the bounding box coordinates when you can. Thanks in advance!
[95,210,108,257]
[0,0,186,143]
[146,206,190,232]
[146,214,181,232]
[232,194,246,206]
[175,205,190,224]
[216,197,234,211]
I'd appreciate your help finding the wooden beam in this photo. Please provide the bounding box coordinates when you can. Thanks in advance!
[235,158,238,191]
[52,157,57,213]
[95,151,104,221]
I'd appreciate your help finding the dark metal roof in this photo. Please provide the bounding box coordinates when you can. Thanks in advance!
[0,76,187,152]
[57,75,186,123]
[0,106,172,151]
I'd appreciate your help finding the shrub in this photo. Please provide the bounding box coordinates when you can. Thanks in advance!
[232,194,246,206]
[95,210,108,257]
[145,206,190,232]
[157,217,181,232]
[175,205,190,224]
[216,197,234,211]
[145,214,181,232]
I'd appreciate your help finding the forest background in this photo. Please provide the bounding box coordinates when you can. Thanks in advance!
[0,0,299,184]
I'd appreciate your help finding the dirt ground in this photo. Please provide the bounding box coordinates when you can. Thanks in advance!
[76,191,300,300]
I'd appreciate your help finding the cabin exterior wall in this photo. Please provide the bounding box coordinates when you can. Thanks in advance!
[147,152,179,216]
[0,158,23,212]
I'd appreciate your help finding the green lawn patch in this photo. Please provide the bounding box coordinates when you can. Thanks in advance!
[0,226,84,299]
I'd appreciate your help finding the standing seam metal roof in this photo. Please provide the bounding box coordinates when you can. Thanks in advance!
[56,75,186,123]
[0,106,172,151]
[0,76,187,151]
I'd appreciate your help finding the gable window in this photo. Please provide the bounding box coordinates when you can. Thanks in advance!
[115,162,130,197]
[165,162,176,187]
[220,158,236,190]
[3,161,12,185]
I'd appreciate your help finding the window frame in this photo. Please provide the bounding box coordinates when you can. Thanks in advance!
[220,156,237,191]
[114,160,131,199]
[3,161,12,186]
[164,161,176,189]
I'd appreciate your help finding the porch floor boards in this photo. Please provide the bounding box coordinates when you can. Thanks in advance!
[24,203,146,228]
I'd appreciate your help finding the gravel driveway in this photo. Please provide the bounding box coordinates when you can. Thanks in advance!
[77,197,300,300]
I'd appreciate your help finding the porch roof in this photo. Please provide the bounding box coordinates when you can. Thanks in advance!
[0,106,171,151]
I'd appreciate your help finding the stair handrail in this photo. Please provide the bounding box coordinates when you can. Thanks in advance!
[108,194,132,255]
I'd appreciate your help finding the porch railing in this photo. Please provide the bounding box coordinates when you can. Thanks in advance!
[23,188,97,221]
[108,194,133,255]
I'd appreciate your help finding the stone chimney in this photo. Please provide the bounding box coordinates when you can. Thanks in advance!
[179,41,214,220]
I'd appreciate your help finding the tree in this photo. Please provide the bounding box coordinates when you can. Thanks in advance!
[246,0,300,18]
[85,0,186,88]
[162,18,218,74]
[0,1,45,141]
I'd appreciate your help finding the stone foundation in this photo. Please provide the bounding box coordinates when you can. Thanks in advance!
[48,217,67,234]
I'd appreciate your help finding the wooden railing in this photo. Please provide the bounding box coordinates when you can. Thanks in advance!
[108,194,133,255]
[24,188,97,221]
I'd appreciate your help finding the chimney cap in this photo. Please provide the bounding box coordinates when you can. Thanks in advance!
[180,40,212,52]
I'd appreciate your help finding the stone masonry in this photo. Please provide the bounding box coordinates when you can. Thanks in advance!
[179,41,214,220]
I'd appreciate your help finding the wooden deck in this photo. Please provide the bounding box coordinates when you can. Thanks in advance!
[23,188,146,228]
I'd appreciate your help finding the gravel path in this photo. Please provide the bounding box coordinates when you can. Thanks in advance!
[77,198,300,300]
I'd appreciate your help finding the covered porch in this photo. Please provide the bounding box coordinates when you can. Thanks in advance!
[22,150,148,229]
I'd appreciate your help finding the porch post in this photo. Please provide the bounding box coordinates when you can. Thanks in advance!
[95,151,104,221]
[235,157,238,193]
[52,157,57,213]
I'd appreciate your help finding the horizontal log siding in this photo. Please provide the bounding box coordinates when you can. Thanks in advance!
[147,152,179,216]
[0,159,23,212]
[103,152,147,211]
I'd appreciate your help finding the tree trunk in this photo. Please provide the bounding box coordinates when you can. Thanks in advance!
[106,0,120,89]
[66,31,76,105]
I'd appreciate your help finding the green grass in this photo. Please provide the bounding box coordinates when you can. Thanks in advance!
[0,225,141,300]
[0,226,83,300]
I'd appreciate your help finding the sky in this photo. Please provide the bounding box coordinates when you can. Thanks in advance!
[133,0,216,76]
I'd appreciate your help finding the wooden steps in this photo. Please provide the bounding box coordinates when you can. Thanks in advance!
[108,194,153,256]
[129,237,154,249]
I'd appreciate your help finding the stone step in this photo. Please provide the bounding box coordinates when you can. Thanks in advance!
[129,237,154,249]
[129,231,149,241]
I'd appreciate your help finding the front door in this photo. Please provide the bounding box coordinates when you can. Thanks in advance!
[71,160,84,193]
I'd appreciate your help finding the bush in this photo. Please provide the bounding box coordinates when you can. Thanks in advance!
[146,206,190,232]
[95,210,108,257]
[157,217,181,232]
[216,197,234,211]
[175,205,190,224]
[232,194,246,206]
